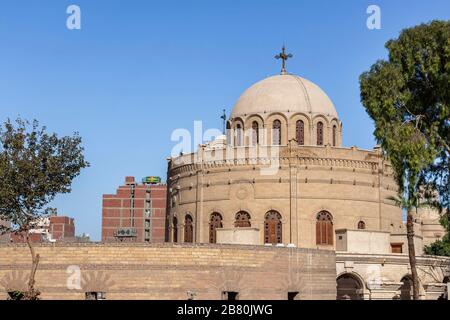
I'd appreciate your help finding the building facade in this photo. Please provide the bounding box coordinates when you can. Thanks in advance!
[166,59,449,299]
[102,176,166,243]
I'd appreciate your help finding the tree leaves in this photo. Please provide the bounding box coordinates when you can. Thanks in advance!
[0,118,89,232]
[360,20,449,213]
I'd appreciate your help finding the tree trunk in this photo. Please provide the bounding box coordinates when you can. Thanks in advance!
[406,209,420,300]
[25,232,40,300]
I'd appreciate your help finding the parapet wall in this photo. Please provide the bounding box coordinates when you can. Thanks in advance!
[0,243,336,300]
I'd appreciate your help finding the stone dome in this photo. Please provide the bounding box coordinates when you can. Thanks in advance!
[231,74,338,119]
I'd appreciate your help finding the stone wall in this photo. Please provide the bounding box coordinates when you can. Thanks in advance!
[0,243,336,300]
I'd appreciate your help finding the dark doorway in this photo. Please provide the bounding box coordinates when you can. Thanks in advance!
[336,274,363,300]
[288,292,299,300]
[399,276,413,300]
[222,291,239,300]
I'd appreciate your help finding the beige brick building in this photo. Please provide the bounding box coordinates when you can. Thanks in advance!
[166,61,449,299]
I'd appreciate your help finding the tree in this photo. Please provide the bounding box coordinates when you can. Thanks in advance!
[424,214,450,256]
[360,20,449,300]
[0,118,89,299]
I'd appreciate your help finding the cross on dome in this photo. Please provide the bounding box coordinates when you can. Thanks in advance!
[274,45,293,75]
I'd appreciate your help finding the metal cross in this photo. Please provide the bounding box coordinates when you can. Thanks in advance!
[275,45,293,75]
[220,109,227,134]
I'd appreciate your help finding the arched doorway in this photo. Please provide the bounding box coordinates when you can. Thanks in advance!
[399,276,413,300]
[336,273,363,300]
[264,211,282,244]
[209,212,223,243]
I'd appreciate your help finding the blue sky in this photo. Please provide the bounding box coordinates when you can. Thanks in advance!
[0,0,449,240]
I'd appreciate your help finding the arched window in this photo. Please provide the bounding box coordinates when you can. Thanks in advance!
[316,211,333,245]
[234,211,251,228]
[272,120,281,145]
[226,121,232,145]
[264,211,282,244]
[317,122,324,145]
[251,121,259,146]
[209,212,223,243]
[296,120,304,145]
[332,125,337,146]
[357,221,366,230]
[184,214,193,243]
[173,216,178,243]
[235,123,243,146]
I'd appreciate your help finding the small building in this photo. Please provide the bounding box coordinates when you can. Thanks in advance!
[9,215,76,243]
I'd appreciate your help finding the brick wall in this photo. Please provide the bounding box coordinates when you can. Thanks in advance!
[0,243,336,300]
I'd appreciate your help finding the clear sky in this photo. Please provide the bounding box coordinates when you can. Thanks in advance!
[0,0,449,240]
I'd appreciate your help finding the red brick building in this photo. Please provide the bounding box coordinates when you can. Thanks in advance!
[102,176,166,243]
[48,216,75,240]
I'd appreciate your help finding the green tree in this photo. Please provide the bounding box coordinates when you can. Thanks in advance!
[424,214,450,256]
[360,20,449,300]
[0,118,89,299]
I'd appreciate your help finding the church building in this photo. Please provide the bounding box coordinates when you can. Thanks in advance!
[166,47,449,299]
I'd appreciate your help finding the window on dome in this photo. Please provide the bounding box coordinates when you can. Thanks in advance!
[226,121,232,145]
[296,120,304,145]
[317,122,324,146]
[332,125,337,146]
[235,123,243,146]
[251,121,259,146]
[272,120,281,145]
